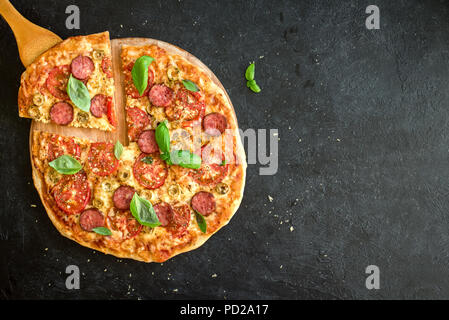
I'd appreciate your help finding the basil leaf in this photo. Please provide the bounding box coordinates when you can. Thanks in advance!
[132,55,155,96]
[220,159,227,166]
[92,227,112,236]
[67,74,91,112]
[182,79,199,92]
[195,211,207,233]
[170,150,201,169]
[130,193,161,228]
[248,80,261,93]
[245,63,255,81]
[155,120,170,154]
[49,155,82,175]
[141,156,153,164]
[114,141,123,160]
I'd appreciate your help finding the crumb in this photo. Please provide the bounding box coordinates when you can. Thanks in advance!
[290,226,294,232]
[30,204,37,207]
[268,195,273,202]
[211,274,218,278]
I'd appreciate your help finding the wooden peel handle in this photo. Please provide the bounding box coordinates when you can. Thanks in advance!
[0,0,62,66]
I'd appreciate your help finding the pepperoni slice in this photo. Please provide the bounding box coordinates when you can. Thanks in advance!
[191,191,216,216]
[149,84,174,107]
[154,202,172,227]
[190,144,228,186]
[167,204,191,237]
[47,135,81,161]
[133,153,168,189]
[101,57,113,78]
[90,94,108,118]
[124,62,154,98]
[106,209,142,240]
[88,142,119,176]
[45,65,70,99]
[165,89,205,123]
[112,186,136,210]
[71,55,95,80]
[203,113,228,136]
[50,102,74,125]
[52,172,91,215]
[79,208,105,231]
[137,130,159,153]
[126,107,151,141]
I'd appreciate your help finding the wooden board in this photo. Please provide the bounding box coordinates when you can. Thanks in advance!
[29,37,237,146]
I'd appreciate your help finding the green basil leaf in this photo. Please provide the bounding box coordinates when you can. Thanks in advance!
[67,74,91,112]
[141,156,153,164]
[132,55,155,96]
[195,211,207,233]
[130,193,161,228]
[92,227,112,236]
[220,159,227,166]
[245,63,255,81]
[248,80,261,93]
[182,79,199,92]
[49,155,82,175]
[114,141,123,160]
[155,120,170,154]
[170,150,201,169]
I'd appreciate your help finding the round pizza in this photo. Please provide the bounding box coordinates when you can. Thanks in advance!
[25,33,246,262]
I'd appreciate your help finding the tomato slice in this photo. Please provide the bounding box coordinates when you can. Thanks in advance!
[126,107,150,141]
[101,57,113,78]
[52,171,91,215]
[133,153,168,189]
[190,144,228,186]
[106,210,143,240]
[165,89,205,123]
[167,204,191,237]
[45,65,70,99]
[88,142,119,176]
[47,135,81,161]
[124,62,154,98]
[106,96,116,127]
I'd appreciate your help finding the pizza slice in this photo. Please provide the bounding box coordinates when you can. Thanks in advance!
[18,31,117,131]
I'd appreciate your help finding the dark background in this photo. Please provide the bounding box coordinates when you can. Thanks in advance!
[1,0,448,300]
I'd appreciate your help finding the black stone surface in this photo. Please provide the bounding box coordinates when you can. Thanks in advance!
[1,0,449,299]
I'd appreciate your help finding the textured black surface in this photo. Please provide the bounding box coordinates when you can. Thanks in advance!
[1,0,449,299]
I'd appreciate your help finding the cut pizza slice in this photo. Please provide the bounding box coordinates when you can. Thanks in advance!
[18,31,117,131]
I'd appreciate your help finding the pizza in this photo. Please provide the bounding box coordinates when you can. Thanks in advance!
[18,32,117,131]
[25,35,246,262]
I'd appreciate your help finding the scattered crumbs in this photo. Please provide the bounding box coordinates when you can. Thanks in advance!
[104,268,107,272]
[259,55,264,59]
[120,24,123,28]
[129,273,132,278]
[280,221,283,225]
[268,195,273,202]
[336,138,341,142]
[288,126,292,130]
[48,283,51,287]
[30,204,37,208]
[35,219,38,223]
[290,226,295,232]
[44,248,48,251]
[173,289,178,292]
[87,259,90,262]
[211,274,218,278]
[280,265,283,269]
